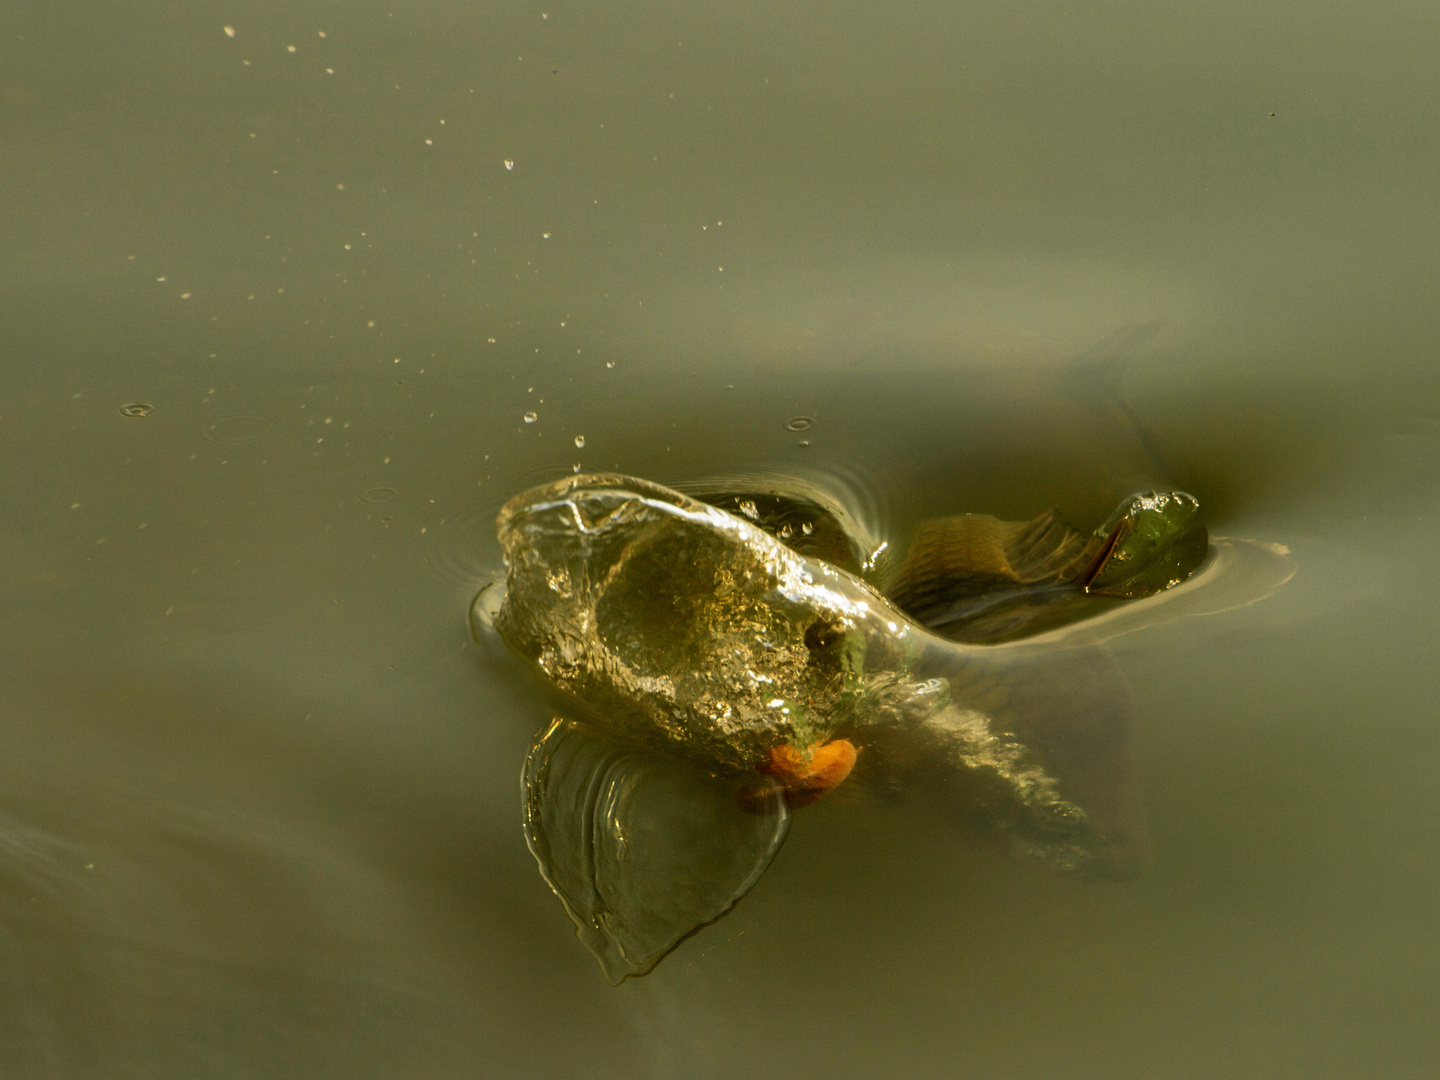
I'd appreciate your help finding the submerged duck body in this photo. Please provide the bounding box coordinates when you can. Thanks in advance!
[481,470,1247,980]
[492,472,1196,877]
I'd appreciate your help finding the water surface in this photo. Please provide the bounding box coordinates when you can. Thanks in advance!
[3,2,1439,1076]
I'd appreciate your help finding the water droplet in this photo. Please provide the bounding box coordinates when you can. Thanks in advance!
[524,411,538,423]
[574,434,585,448]
[119,402,154,418]
[784,416,814,431]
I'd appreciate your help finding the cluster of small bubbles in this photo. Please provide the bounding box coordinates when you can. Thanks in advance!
[524,411,538,423]
[784,416,814,432]
[119,402,154,418]
[574,434,585,448]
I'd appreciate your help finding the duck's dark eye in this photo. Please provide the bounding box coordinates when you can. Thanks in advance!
[804,618,843,652]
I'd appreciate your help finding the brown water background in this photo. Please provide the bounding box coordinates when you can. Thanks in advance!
[3,2,1439,1076]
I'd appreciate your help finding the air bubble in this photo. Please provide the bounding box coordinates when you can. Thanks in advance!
[524,411,538,423]
[784,416,814,432]
[119,402,154,418]
[574,435,585,448]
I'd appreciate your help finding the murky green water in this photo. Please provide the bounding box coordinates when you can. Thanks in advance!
[3,2,1439,1076]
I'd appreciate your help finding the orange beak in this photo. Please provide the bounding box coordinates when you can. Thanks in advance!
[754,738,859,809]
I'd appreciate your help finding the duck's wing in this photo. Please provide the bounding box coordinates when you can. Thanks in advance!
[522,719,789,983]
[885,493,1209,644]
[884,510,1107,643]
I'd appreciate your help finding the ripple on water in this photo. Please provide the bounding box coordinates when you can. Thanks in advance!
[422,461,578,589]
[118,402,154,418]
[204,415,275,443]
[991,537,1298,652]
[357,487,399,505]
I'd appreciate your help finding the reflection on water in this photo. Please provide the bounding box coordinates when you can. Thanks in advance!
[523,719,789,984]
[4,0,1440,1075]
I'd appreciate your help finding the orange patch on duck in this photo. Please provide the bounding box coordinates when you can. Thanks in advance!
[753,738,858,809]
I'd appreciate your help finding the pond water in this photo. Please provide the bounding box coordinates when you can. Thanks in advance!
[3,2,1439,1076]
